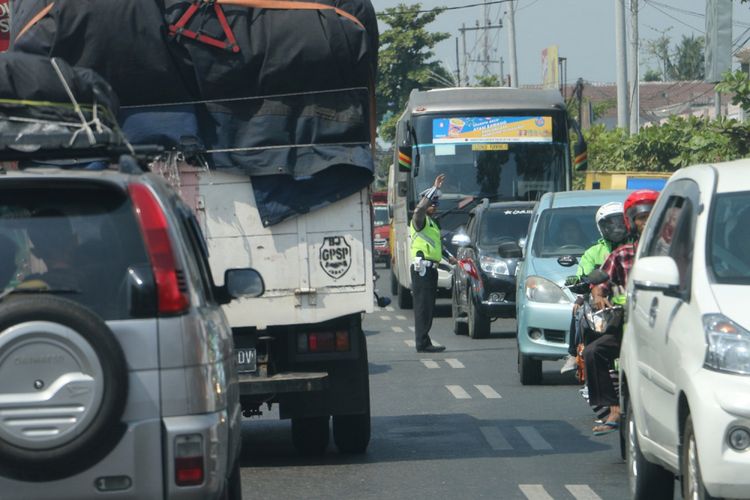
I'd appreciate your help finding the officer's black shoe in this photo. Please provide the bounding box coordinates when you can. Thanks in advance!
[417,345,446,353]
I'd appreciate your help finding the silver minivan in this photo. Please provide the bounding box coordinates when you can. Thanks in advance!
[0,164,263,499]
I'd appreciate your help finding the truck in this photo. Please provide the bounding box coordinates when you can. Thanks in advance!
[9,0,379,455]
[389,87,577,310]
[371,191,391,267]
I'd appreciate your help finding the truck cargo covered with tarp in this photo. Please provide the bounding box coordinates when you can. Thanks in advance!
[9,0,378,226]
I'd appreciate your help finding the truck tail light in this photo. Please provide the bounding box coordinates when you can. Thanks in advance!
[297,330,350,353]
[174,434,204,486]
[129,183,189,315]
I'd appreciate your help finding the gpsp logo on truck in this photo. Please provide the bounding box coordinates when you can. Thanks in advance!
[320,236,351,279]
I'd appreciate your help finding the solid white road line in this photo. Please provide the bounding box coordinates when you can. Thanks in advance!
[404,340,416,347]
[420,359,439,369]
[479,426,512,450]
[519,485,554,500]
[516,426,552,450]
[474,385,502,399]
[391,326,404,333]
[444,358,465,368]
[396,315,407,320]
[565,485,602,500]
[380,315,391,321]
[445,385,471,399]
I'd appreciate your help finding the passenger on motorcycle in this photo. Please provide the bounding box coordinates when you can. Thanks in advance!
[560,201,628,374]
[587,189,658,436]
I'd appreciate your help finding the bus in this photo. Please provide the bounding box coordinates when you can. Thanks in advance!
[388,87,576,309]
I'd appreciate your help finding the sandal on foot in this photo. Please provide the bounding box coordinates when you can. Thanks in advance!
[592,421,619,436]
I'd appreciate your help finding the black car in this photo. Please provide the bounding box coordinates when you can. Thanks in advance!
[451,200,534,338]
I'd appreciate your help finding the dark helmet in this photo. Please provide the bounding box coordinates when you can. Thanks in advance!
[624,189,659,233]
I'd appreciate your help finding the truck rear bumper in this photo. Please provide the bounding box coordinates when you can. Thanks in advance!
[238,371,328,395]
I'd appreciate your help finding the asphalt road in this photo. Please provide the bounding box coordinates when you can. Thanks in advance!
[236,267,681,500]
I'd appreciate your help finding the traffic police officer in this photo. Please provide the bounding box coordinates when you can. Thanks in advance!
[410,173,447,353]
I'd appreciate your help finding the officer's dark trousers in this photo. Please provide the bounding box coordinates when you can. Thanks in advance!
[583,331,622,407]
[411,266,438,351]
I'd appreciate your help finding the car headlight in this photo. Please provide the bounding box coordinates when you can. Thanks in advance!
[704,314,750,375]
[525,275,570,304]
[480,255,509,276]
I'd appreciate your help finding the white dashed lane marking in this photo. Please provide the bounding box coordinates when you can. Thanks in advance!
[391,326,404,333]
[565,485,602,500]
[479,426,512,450]
[408,326,415,332]
[474,385,501,399]
[445,358,464,368]
[519,485,553,500]
[385,306,395,312]
[516,426,552,450]
[404,340,416,347]
[379,315,391,321]
[396,315,407,320]
[445,385,471,399]
[420,359,439,369]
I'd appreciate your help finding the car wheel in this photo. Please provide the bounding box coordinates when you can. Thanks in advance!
[626,403,674,499]
[468,300,490,339]
[390,268,398,296]
[518,351,542,385]
[397,283,413,310]
[333,411,370,454]
[452,284,468,336]
[0,295,128,480]
[291,416,330,456]
[682,415,717,500]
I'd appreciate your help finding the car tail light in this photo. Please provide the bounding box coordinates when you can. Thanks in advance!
[129,183,189,315]
[459,259,479,280]
[297,330,350,353]
[174,434,204,486]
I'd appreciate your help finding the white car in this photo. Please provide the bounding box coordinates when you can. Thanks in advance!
[619,160,750,499]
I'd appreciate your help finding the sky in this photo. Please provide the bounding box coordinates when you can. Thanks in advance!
[374,0,750,86]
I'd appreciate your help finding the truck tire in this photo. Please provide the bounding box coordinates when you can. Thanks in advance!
[291,416,330,456]
[333,411,371,454]
[0,295,128,479]
[397,284,413,310]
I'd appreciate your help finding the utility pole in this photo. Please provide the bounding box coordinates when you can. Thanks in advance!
[455,37,461,86]
[460,21,503,82]
[461,24,468,86]
[506,0,519,87]
[615,0,629,129]
[628,0,639,134]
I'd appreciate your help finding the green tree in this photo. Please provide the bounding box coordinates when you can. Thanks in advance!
[717,69,750,114]
[643,68,662,82]
[474,74,502,87]
[673,35,705,80]
[376,3,451,143]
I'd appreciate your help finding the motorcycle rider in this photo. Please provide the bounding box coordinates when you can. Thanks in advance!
[560,201,628,373]
[586,189,658,436]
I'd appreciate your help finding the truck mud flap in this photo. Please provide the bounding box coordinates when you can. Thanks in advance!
[238,371,328,395]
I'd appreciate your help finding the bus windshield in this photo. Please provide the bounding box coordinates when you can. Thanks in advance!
[410,114,568,201]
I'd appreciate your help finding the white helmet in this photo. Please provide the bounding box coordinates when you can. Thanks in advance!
[595,201,627,243]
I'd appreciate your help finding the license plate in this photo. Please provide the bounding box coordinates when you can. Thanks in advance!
[235,348,257,373]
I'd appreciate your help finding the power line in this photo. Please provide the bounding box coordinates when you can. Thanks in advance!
[376,0,512,17]
[643,0,703,33]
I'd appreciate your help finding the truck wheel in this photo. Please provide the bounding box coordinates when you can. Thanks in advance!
[390,269,398,296]
[518,351,542,385]
[468,301,490,339]
[397,284,413,310]
[333,411,371,454]
[291,416,330,456]
[0,295,128,480]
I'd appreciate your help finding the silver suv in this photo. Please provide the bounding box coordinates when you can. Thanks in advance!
[0,162,264,499]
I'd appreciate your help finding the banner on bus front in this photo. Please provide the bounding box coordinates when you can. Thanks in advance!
[432,116,553,144]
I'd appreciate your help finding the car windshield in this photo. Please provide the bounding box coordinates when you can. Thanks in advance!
[0,184,149,320]
[373,206,389,227]
[709,191,750,284]
[478,206,533,246]
[531,206,601,258]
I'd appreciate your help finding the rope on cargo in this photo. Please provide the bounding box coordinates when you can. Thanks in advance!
[50,58,97,146]
[119,87,370,109]
[207,141,370,153]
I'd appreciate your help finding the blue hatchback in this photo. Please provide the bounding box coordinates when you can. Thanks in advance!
[515,190,632,385]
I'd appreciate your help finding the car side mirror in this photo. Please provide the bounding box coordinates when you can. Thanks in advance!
[631,256,681,296]
[497,241,522,259]
[216,268,265,304]
[451,233,471,247]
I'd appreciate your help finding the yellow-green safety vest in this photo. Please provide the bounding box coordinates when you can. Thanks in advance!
[410,216,442,262]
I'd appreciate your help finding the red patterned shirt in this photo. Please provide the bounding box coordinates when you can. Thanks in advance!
[600,241,637,296]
